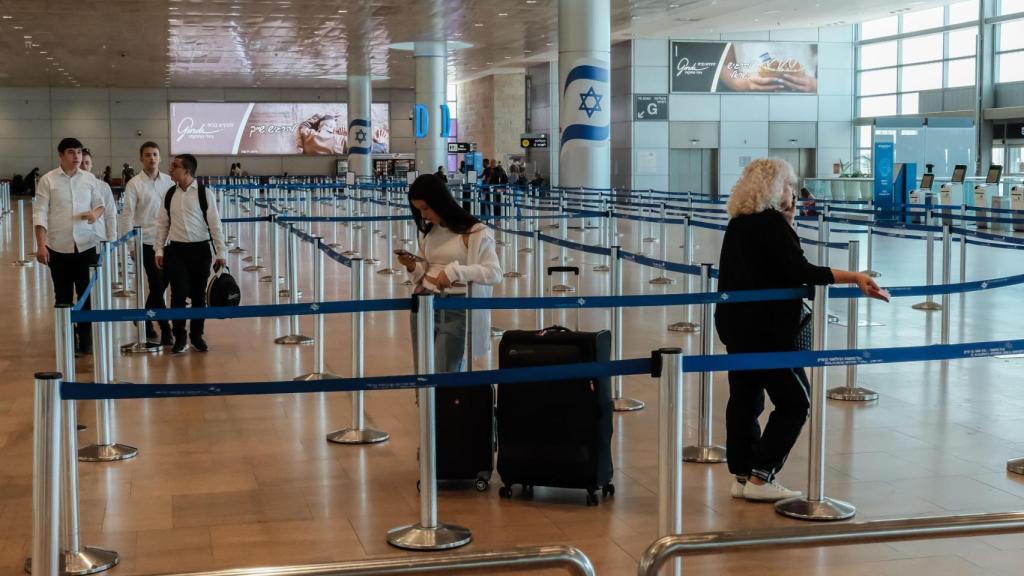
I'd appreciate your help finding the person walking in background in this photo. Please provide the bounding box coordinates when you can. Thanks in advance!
[434,165,448,183]
[155,154,227,354]
[80,148,117,244]
[121,141,176,346]
[32,137,106,356]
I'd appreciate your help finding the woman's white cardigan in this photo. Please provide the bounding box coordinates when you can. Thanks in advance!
[411,224,503,358]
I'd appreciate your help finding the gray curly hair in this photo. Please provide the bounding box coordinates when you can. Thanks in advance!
[726,158,797,218]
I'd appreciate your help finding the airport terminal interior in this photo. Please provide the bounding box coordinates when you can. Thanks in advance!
[5,0,1024,575]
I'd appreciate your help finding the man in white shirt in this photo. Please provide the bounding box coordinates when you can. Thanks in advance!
[155,154,227,354]
[120,141,175,345]
[80,149,117,243]
[33,137,107,355]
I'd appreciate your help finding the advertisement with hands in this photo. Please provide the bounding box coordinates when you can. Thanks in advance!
[671,41,818,94]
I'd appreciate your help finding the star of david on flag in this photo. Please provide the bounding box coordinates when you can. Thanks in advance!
[354,129,367,144]
[578,86,603,119]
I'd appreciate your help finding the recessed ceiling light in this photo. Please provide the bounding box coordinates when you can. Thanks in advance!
[504,56,511,59]
[499,12,508,16]
[39,51,46,54]
[13,25,22,29]
[337,9,347,13]
[1,15,11,19]
[23,35,31,39]
[474,23,484,26]
[545,42,552,46]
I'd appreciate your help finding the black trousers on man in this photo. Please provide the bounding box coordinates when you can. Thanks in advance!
[141,244,171,339]
[725,364,811,483]
[164,241,212,342]
[48,246,98,351]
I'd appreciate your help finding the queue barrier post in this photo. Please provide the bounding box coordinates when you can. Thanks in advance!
[295,237,339,380]
[668,215,700,333]
[643,191,657,244]
[111,238,136,298]
[364,192,380,265]
[31,372,62,576]
[504,211,525,278]
[683,263,726,464]
[274,226,313,345]
[861,225,880,278]
[610,247,644,412]
[912,210,942,311]
[593,209,612,272]
[650,203,675,285]
[534,230,545,329]
[121,228,161,354]
[327,189,343,249]
[959,204,967,283]
[260,215,283,289]
[828,240,878,402]
[657,348,684,576]
[11,198,33,267]
[387,293,473,550]
[378,205,397,275]
[242,201,266,272]
[79,251,139,462]
[940,224,954,345]
[776,284,856,521]
[327,257,390,445]
[342,186,359,257]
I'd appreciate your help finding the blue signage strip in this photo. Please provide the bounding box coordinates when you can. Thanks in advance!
[873,141,895,220]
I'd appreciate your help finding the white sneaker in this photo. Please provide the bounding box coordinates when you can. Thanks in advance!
[743,479,802,502]
[730,479,746,498]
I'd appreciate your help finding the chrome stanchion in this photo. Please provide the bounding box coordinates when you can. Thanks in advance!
[242,214,265,272]
[274,227,312,345]
[816,212,828,266]
[278,224,303,299]
[643,191,658,243]
[776,284,856,521]
[534,230,545,329]
[242,198,256,263]
[553,205,570,265]
[121,230,161,354]
[650,203,675,285]
[504,222,524,278]
[828,240,877,402]
[941,224,952,345]
[30,372,62,576]
[683,263,726,463]
[912,210,941,311]
[296,237,339,379]
[959,204,967,283]
[342,199,360,258]
[611,247,643,412]
[327,258,390,444]
[11,199,33,267]
[668,216,699,333]
[387,294,472,550]
[37,307,120,574]
[593,209,612,272]
[377,211,397,275]
[111,241,134,298]
[861,224,880,277]
[260,215,283,289]
[657,348,684,576]
[79,255,138,461]
[328,190,343,249]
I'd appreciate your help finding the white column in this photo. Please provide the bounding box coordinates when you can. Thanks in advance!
[415,41,447,175]
[558,0,610,189]
[349,74,373,177]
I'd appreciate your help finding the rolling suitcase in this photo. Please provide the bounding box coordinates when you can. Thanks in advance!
[496,266,615,506]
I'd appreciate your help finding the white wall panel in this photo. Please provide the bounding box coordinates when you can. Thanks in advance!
[720,122,769,148]
[51,100,109,120]
[818,95,853,121]
[634,121,669,148]
[818,121,853,149]
[819,25,855,43]
[818,68,853,96]
[634,38,669,67]
[669,95,720,121]
[720,95,769,121]
[819,43,854,70]
[770,28,819,42]
[769,96,819,122]
[634,67,668,94]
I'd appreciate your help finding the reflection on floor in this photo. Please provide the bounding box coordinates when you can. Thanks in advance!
[3,205,1024,575]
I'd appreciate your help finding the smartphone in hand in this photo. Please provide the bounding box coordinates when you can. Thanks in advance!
[394,249,425,262]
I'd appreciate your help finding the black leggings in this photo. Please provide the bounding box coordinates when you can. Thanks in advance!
[725,365,810,483]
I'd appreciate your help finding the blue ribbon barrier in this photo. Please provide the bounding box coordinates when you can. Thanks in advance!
[74,271,100,312]
[536,233,612,257]
[70,297,412,323]
[952,226,1024,247]
[109,229,137,249]
[828,271,1024,299]
[222,216,272,224]
[434,287,811,311]
[798,237,850,249]
[964,237,1024,250]
[618,249,702,276]
[321,245,353,268]
[278,215,414,223]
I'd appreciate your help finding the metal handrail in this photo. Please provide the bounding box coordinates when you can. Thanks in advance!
[637,511,1024,576]
[151,545,594,576]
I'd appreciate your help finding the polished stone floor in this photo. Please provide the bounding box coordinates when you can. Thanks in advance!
[2,199,1024,575]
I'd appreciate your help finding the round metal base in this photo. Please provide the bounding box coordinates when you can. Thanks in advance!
[827,386,879,402]
[495,240,507,246]
[552,284,575,293]
[649,276,675,285]
[326,242,343,249]
[77,443,139,462]
[229,247,246,254]
[227,235,237,242]
[401,279,414,286]
[326,427,391,444]
[613,397,645,412]
[25,545,120,575]
[377,268,397,275]
[519,248,533,254]
[667,321,700,333]
[592,265,610,272]
[120,342,162,354]
[279,289,303,299]
[273,334,314,345]
[11,260,33,267]
[260,274,284,283]
[682,444,728,463]
[294,371,341,381]
[110,282,124,291]
[242,264,267,272]
[861,269,881,278]
[352,224,364,230]
[775,496,856,521]
[643,237,659,243]
[503,271,525,278]
[491,327,506,338]
[111,290,136,298]
[242,255,254,262]
[341,250,361,258]
[912,301,942,311]
[364,258,380,265]
[1007,457,1024,475]
[386,523,472,551]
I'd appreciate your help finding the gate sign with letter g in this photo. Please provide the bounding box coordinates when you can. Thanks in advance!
[634,94,668,121]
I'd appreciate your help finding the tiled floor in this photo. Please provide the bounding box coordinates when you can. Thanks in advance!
[3,198,1024,575]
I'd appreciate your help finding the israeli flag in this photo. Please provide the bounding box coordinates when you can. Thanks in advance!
[560,57,610,151]
[349,118,371,156]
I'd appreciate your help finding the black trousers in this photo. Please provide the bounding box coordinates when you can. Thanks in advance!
[164,241,212,341]
[48,246,98,349]
[725,363,811,483]
[142,244,170,337]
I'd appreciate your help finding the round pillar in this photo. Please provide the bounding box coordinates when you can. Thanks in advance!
[414,41,447,176]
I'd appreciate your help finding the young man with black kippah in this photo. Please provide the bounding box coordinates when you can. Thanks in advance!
[154,154,226,354]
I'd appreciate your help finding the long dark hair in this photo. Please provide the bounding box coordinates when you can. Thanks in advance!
[408,174,480,235]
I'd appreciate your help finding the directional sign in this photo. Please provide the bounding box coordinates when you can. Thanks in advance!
[520,133,548,149]
[447,142,473,154]
[635,94,668,121]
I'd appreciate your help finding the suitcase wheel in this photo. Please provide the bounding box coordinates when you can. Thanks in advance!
[586,492,599,507]
[475,479,489,492]
[499,486,513,498]
[602,484,615,498]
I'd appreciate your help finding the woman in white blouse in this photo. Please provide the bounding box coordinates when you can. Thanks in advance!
[398,174,502,372]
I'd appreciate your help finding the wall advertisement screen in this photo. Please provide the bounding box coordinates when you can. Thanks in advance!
[169,102,391,155]
[670,41,818,94]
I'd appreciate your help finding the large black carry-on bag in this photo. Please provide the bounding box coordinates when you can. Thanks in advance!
[496,325,615,506]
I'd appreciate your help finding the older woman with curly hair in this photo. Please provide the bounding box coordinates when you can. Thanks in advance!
[715,158,888,502]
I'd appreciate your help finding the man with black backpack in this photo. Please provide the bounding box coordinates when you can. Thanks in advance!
[154,154,226,354]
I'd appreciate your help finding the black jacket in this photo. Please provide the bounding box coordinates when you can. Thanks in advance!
[714,209,834,352]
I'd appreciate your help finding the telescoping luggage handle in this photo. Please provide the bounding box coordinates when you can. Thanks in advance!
[546,266,582,330]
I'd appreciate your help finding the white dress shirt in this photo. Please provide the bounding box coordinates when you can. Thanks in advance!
[119,170,174,246]
[93,177,117,242]
[32,167,106,253]
[154,180,227,258]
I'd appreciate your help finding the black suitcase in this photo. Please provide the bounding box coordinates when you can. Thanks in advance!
[496,326,615,506]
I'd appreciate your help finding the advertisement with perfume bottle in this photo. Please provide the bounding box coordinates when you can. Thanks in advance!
[670,41,818,94]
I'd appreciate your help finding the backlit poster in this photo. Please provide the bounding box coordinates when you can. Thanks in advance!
[169,102,391,155]
[670,41,818,94]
